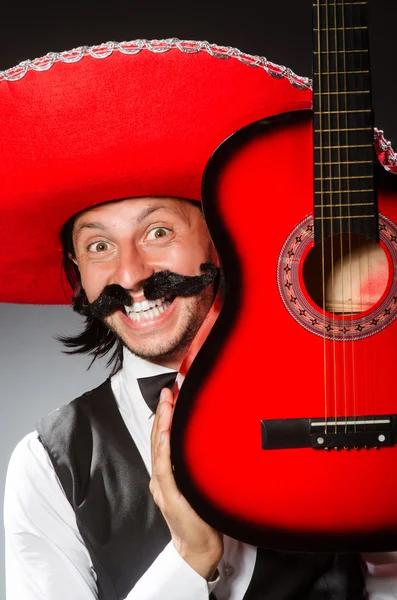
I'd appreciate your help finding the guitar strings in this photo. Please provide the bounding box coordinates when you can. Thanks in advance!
[323,0,341,433]
[316,0,378,443]
[359,2,376,433]
[344,0,357,432]
[316,0,329,433]
[332,0,350,433]
[340,0,374,433]
[344,1,357,431]
[363,2,376,433]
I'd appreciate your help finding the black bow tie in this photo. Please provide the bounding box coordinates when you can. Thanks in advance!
[137,372,177,414]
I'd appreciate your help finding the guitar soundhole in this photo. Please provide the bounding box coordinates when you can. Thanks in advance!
[302,233,388,315]
[277,215,397,340]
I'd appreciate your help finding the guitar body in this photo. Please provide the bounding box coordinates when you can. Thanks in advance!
[171,108,397,552]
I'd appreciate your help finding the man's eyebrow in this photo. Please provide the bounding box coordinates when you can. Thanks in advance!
[135,204,181,223]
[75,221,108,238]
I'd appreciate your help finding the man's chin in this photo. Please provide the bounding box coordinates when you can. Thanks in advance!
[113,321,201,369]
[124,335,192,367]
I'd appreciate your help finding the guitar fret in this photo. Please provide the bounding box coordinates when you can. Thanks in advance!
[314,127,372,132]
[314,50,368,54]
[314,203,374,207]
[313,2,367,6]
[315,175,372,180]
[316,215,375,220]
[318,109,371,114]
[315,160,372,164]
[314,70,369,75]
[314,99,372,112]
[314,26,367,30]
[314,190,373,195]
[314,43,369,55]
[314,144,372,149]
[314,58,371,73]
[316,90,370,95]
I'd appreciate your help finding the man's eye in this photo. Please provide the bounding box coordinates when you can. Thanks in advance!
[87,241,110,253]
[147,227,171,240]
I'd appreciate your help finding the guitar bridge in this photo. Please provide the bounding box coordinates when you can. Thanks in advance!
[261,415,397,450]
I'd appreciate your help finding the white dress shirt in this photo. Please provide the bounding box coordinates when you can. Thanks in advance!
[4,348,397,599]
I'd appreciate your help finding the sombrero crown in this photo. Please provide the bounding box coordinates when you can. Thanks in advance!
[3,38,393,304]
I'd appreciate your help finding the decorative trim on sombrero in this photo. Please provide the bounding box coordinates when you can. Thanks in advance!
[2,38,395,166]
[0,38,312,89]
[374,128,397,173]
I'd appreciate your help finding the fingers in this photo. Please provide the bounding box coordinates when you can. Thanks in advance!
[150,387,173,462]
[150,387,176,505]
[152,429,180,512]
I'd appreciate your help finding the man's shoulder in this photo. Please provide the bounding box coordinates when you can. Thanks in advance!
[9,430,43,461]
[37,377,113,432]
[9,378,113,463]
[7,430,57,487]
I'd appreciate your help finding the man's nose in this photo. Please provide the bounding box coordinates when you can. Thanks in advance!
[111,245,153,292]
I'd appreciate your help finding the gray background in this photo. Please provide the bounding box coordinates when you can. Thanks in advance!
[0,306,107,596]
[1,0,397,597]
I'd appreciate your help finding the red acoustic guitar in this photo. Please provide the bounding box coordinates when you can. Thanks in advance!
[171,0,397,552]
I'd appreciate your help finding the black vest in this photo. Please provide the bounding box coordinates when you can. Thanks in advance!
[37,380,365,600]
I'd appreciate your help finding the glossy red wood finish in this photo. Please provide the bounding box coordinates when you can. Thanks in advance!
[171,109,397,551]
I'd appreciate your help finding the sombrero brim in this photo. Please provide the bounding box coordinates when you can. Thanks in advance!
[0,39,394,304]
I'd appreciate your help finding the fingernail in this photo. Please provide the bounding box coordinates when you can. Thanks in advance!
[160,389,167,403]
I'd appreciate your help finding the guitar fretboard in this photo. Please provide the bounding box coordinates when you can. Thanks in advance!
[312,0,378,242]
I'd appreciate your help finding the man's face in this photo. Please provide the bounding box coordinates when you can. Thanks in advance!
[72,197,218,369]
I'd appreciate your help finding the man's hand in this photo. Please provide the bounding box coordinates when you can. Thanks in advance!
[150,387,223,581]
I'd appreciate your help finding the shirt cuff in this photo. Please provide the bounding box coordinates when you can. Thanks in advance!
[127,541,219,600]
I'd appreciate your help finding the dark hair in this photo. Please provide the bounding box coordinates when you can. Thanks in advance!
[58,211,123,375]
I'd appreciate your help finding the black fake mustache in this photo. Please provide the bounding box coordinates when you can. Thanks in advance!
[88,262,218,319]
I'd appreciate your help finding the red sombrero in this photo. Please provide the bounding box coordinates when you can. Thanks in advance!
[0,38,394,304]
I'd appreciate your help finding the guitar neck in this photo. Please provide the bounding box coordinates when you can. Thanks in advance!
[312,0,378,243]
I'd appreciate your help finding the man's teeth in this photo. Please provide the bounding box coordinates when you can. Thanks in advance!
[124,297,172,322]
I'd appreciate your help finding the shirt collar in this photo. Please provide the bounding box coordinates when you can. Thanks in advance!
[121,346,176,391]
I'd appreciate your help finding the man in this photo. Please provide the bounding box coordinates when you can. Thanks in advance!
[2,39,397,599]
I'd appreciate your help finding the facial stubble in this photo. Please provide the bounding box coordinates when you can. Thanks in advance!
[106,284,214,365]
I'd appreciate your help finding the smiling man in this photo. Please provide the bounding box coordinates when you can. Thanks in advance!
[2,39,395,600]
[71,197,217,368]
